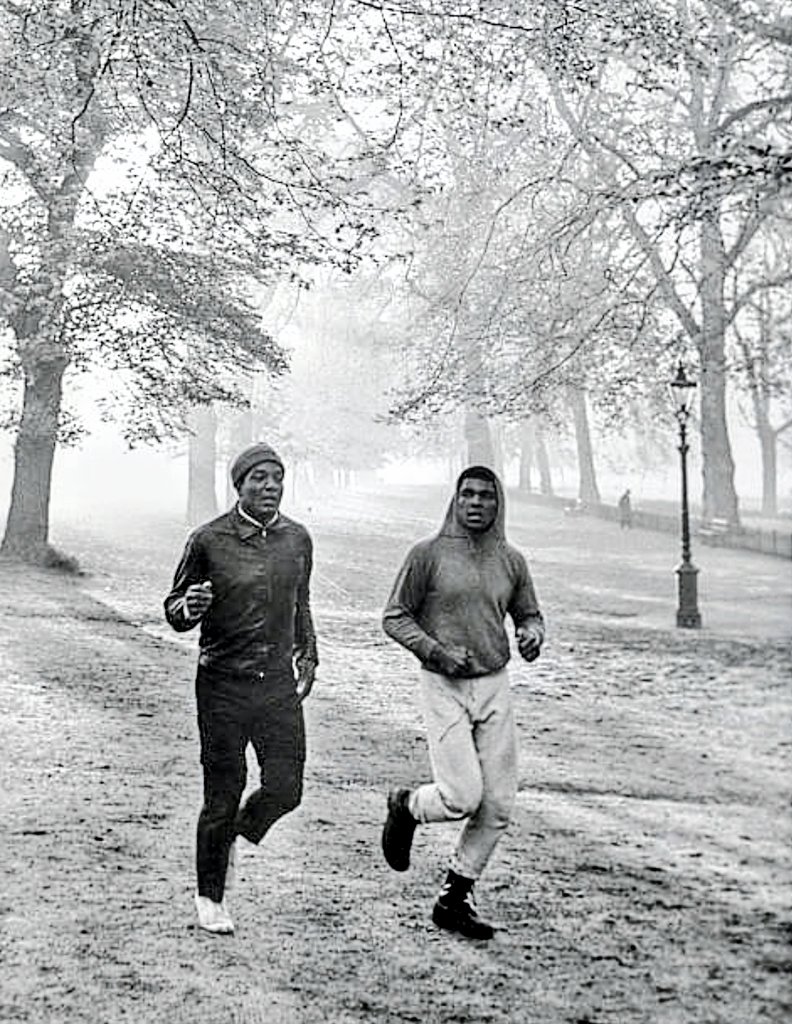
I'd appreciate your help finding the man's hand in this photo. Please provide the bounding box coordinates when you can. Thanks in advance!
[516,624,543,663]
[184,581,213,621]
[295,662,316,704]
[432,643,470,678]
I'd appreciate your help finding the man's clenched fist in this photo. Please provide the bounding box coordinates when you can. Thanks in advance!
[184,580,213,621]
[516,624,543,663]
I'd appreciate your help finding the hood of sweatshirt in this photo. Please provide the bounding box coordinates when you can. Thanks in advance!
[438,465,506,548]
[381,463,543,678]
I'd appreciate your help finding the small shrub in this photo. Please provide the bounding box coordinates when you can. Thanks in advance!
[42,546,83,575]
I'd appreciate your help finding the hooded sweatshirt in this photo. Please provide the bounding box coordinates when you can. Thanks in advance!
[382,469,544,678]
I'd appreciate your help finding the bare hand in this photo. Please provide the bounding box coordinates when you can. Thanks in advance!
[517,625,543,663]
[433,644,470,678]
[184,581,213,620]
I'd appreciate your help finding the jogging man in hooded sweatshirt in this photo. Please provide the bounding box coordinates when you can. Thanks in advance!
[381,465,544,940]
[164,442,317,936]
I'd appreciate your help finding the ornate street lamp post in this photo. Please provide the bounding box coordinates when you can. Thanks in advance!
[669,363,702,628]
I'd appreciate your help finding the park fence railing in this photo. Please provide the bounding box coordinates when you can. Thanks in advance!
[513,491,792,561]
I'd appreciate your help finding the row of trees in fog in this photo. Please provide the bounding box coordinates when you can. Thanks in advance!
[1,1,792,562]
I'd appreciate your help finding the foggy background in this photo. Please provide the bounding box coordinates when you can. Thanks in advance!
[2,4,791,1023]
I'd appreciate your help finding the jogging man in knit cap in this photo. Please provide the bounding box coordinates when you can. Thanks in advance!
[165,442,317,935]
[381,465,544,940]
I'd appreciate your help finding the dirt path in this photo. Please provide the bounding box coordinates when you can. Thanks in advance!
[1,490,790,1023]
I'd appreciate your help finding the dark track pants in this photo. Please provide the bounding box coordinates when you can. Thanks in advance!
[195,669,305,903]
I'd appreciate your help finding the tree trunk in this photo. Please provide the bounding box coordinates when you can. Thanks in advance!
[224,406,254,506]
[698,208,740,526]
[569,387,600,505]
[1,344,69,562]
[742,301,780,519]
[187,406,218,525]
[759,423,777,517]
[536,427,553,495]
[745,348,779,518]
[464,407,496,467]
[518,420,534,492]
[290,460,300,502]
[1,229,73,562]
[463,324,498,470]
[491,421,505,479]
[0,119,99,564]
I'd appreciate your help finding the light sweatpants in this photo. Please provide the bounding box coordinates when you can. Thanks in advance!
[408,666,519,879]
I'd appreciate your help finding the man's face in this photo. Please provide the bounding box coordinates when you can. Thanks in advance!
[238,461,284,523]
[455,476,498,532]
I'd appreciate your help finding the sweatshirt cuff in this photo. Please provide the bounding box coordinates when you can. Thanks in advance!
[518,619,545,644]
[179,597,200,625]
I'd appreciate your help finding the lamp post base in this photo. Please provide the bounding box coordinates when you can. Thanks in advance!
[676,609,702,628]
[675,561,702,629]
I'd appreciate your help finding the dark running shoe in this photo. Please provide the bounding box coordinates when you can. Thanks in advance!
[432,889,495,941]
[381,787,417,871]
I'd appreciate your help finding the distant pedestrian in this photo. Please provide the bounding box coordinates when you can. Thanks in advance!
[164,442,317,935]
[380,466,545,940]
[618,488,632,529]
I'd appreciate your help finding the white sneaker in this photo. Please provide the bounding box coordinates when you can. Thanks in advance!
[194,893,234,935]
[225,839,238,893]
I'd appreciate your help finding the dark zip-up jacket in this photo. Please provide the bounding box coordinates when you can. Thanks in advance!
[382,472,543,678]
[164,506,317,687]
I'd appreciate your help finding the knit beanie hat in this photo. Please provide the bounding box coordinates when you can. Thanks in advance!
[230,442,284,490]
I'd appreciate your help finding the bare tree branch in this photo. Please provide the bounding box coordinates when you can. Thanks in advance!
[708,0,792,48]
[716,91,792,138]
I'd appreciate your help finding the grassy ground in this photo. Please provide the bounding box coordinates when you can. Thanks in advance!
[1,485,790,1024]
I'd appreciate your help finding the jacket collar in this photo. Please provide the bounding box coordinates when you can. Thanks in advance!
[232,503,280,540]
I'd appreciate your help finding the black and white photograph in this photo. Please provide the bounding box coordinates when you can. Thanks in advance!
[1,2,790,1022]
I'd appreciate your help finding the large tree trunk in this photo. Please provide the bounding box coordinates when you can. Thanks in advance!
[463,325,498,471]
[464,407,496,467]
[1,343,69,562]
[0,23,102,564]
[224,406,254,506]
[569,387,600,505]
[187,406,218,525]
[1,230,71,562]
[698,209,740,526]
[520,418,554,494]
[549,55,743,526]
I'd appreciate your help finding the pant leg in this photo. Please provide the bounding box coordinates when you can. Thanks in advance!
[451,668,518,879]
[196,687,248,903]
[409,669,484,824]
[235,694,306,845]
